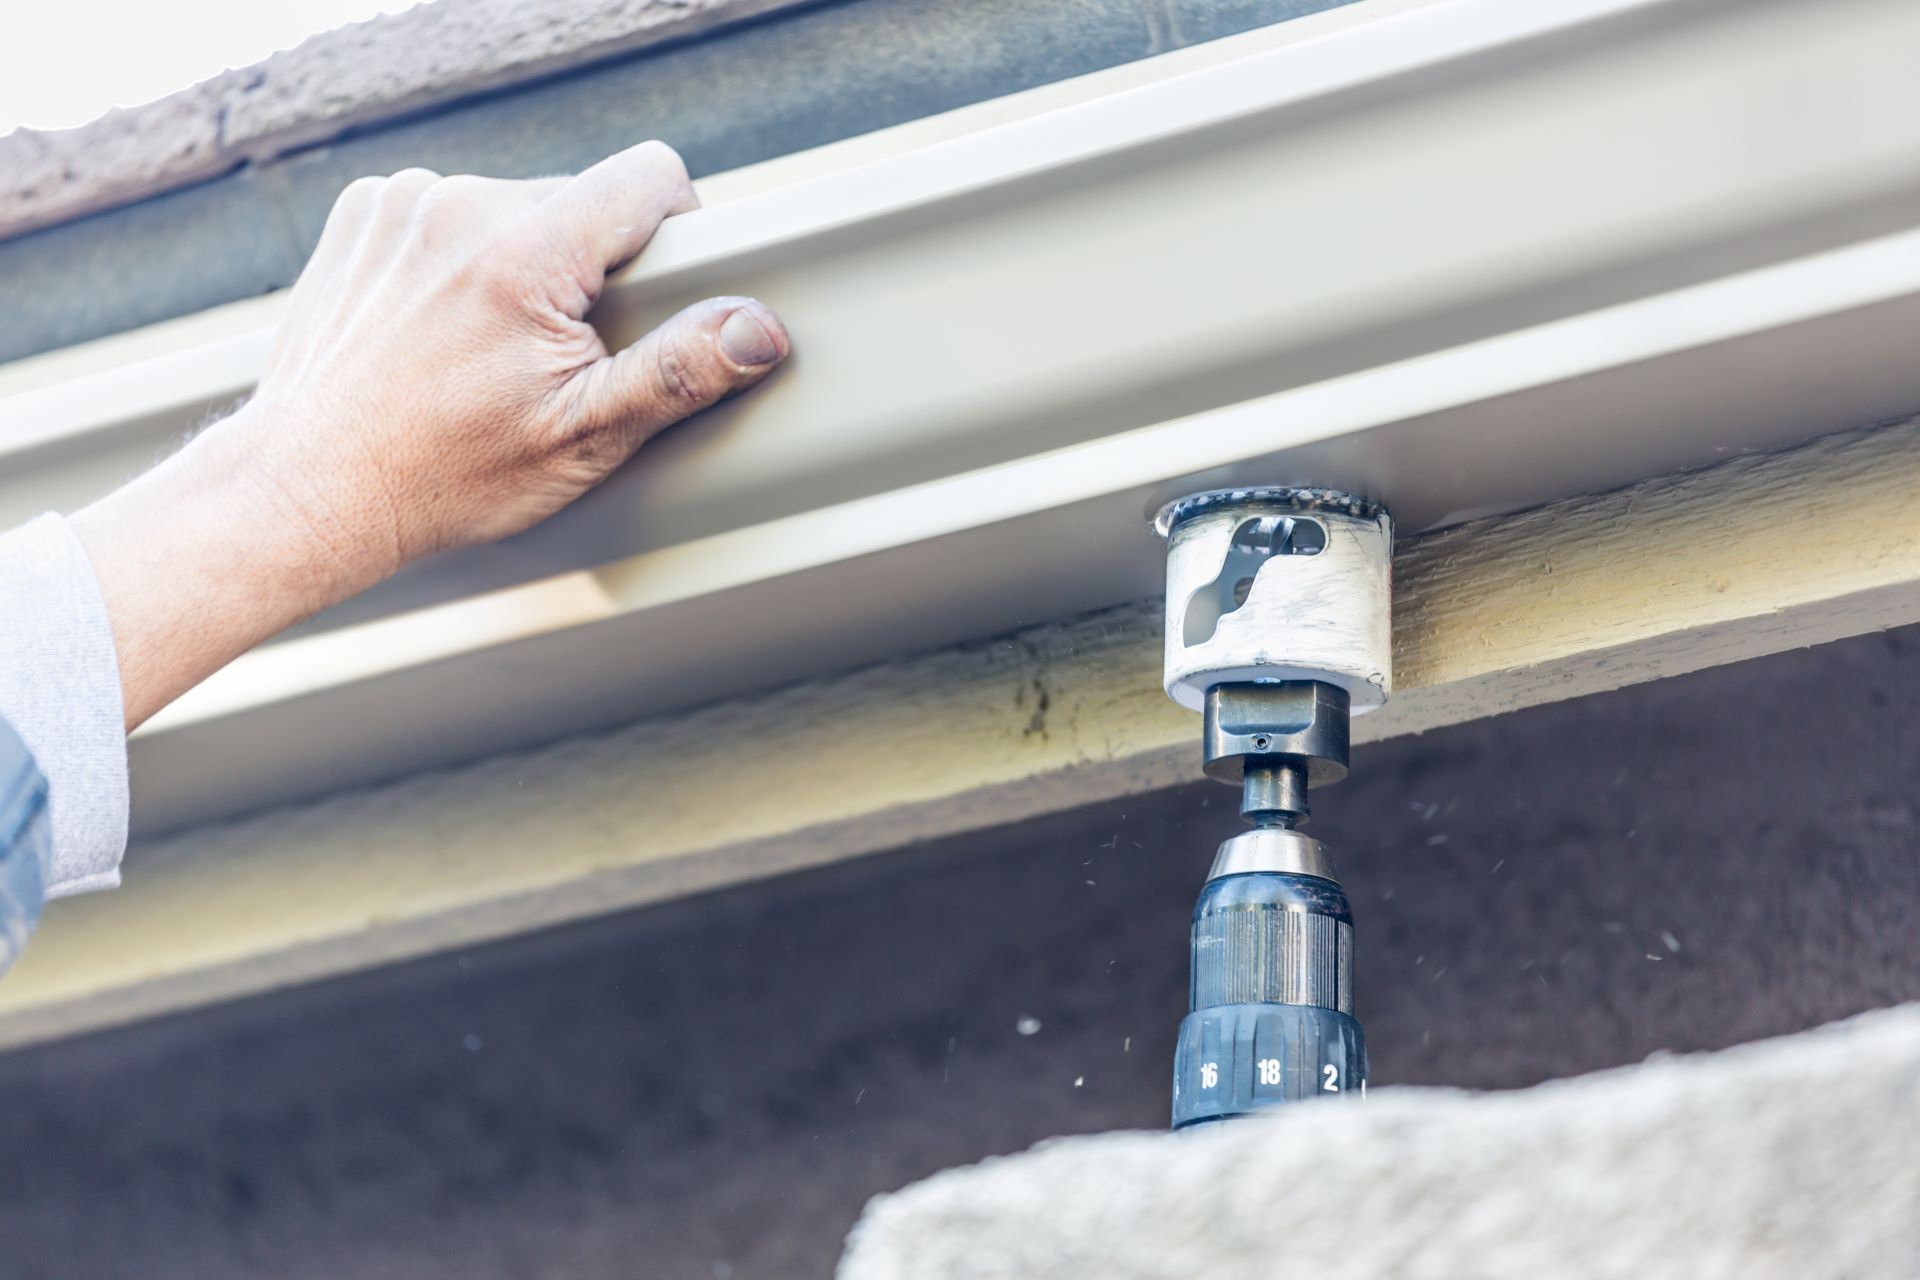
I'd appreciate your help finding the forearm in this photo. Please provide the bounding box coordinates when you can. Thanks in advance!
[70,403,377,731]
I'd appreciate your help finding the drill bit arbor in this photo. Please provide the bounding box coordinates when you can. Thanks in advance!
[1156,489,1391,1127]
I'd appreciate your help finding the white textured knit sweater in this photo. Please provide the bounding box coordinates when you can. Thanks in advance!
[0,513,128,897]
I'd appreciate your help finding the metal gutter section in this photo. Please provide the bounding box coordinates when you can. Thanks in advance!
[3,0,1920,835]
[7,411,1920,1051]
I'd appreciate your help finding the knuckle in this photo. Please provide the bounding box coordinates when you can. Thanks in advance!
[652,330,723,410]
[340,174,386,204]
[430,173,485,203]
[415,174,484,224]
[328,175,385,224]
[635,138,683,168]
[379,167,440,211]
[635,140,692,189]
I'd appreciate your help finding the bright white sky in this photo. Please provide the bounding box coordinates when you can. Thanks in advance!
[0,0,428,134]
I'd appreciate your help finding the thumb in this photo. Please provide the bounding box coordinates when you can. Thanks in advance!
[564,295,790,455]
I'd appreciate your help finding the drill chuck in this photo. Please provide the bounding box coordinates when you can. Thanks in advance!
[1172,827,1367,1127]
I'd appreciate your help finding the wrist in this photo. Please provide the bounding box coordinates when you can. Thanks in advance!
[72,402,399,728]
[210,398,407,602]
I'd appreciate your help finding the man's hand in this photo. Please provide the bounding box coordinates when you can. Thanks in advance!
[72,142,790,730]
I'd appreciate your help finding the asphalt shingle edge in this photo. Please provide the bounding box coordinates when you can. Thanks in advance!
[0,0,820,244]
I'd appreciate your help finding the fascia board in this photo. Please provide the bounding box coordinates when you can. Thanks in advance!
[8,408,1920,1050]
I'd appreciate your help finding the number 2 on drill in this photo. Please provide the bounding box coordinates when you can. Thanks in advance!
[1322,1063,1340,1092]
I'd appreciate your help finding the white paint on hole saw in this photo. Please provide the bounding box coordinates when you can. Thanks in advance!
[1162,504,1394,711]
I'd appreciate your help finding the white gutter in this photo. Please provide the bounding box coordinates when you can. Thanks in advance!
[4,0,1919,834]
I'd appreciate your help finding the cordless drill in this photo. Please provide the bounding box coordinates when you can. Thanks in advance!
[1153,489,1391,1126]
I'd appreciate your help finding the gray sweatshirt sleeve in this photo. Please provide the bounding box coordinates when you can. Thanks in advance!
[0,514,129,897]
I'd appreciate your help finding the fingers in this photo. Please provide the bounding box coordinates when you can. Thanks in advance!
[560,296,789,460]
[369,167,443,230]
[302,144,693,306]
[307,170,567,278]
[530,140,699,276]
[296,173,394,287]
